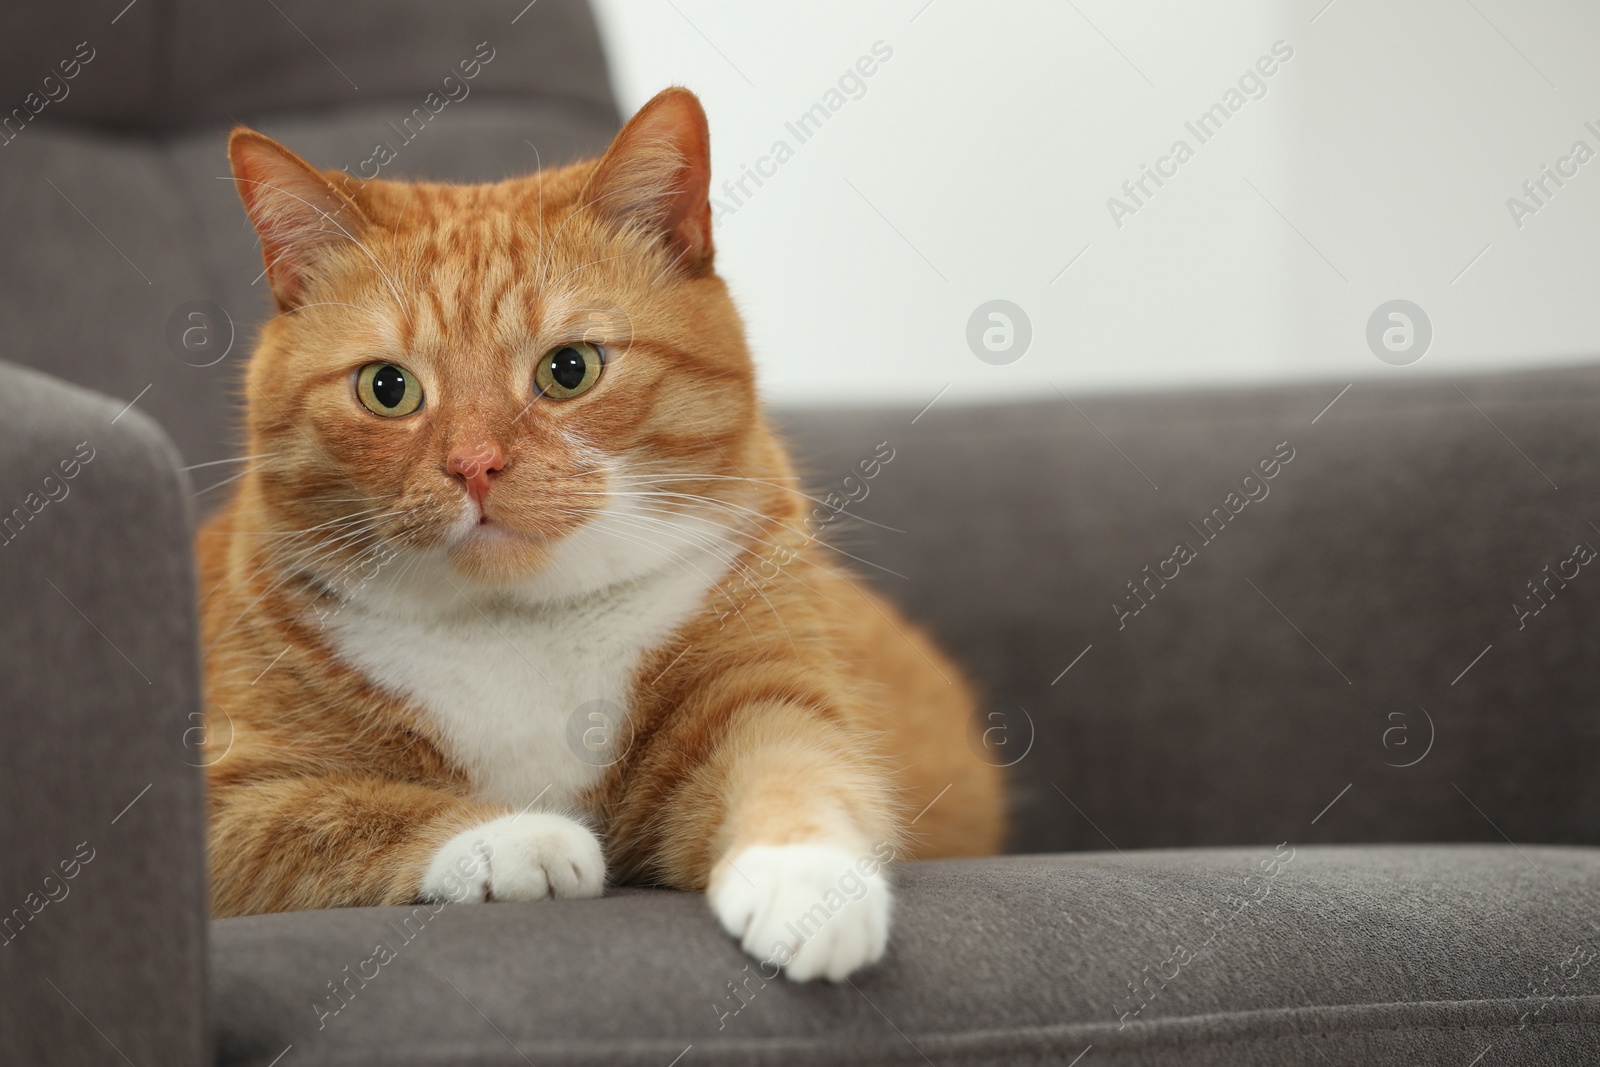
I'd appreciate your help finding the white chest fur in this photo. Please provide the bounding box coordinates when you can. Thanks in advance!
[324,542,725,813]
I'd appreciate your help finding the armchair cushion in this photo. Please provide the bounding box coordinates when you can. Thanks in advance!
[211,845,1600,1066]
[0,361,207,1067]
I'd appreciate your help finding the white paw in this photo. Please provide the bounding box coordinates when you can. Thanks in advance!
[708,843,892,982]
[420,813,605,903]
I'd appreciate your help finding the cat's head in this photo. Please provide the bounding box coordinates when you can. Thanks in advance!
[229,88,780,605]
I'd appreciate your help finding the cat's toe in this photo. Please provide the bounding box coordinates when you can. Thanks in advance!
[708,843,891,983]
[421,813,605,903]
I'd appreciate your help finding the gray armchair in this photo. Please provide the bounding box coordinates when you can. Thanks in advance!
[3,3,1597,1064]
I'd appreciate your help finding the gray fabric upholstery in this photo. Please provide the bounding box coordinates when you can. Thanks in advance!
[3,1,614,131]
[5,2,1600,1064]
[0,362,207,1067]
[0,0,620,470]
[0,2,615,1063]
[211,846,1600,1066]
[773,368,1600,856]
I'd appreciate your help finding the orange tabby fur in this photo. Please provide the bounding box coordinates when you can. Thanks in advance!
[199,88,1002,974]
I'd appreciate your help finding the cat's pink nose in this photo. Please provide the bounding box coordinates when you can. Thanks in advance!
[448,443,505,508]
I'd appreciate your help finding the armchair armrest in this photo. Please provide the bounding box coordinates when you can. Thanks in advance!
[0,361,206,1066]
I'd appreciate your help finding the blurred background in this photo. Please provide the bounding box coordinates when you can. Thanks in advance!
[7,0,1599,457]
[7,8,1600,1064]
[594,0,1600,406]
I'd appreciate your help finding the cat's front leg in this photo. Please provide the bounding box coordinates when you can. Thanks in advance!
[708,840,894,982]
[422,811,606,904]
[208,776,604,915]
[667,706,902,982]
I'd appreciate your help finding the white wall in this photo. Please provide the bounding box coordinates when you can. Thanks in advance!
[591,0,1600,407]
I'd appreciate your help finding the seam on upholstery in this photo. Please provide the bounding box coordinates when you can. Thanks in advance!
[1032,1020,1600,1063]
[283,1000,1600,1065]
[1086,994,1600,1038]
[885,377,1600,440]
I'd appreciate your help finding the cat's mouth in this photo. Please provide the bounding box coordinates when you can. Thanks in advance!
[438,496,598,580]
[450,496,516,539]
[458,518,528,543]
[448,504,558,554]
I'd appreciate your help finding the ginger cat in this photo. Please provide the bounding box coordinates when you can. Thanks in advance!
[199,87,1002,982]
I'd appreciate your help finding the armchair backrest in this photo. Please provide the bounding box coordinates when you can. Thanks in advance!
[0,0,620,467]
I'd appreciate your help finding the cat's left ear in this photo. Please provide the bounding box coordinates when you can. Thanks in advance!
[228,127,373,310]
[584,87,714,273]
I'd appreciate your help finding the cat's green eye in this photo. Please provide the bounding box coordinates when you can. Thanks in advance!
[535,342,604,400]
[356,362,423,418]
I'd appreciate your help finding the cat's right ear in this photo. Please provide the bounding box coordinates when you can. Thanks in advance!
[583,87,714,274]
[228,128,370,310]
